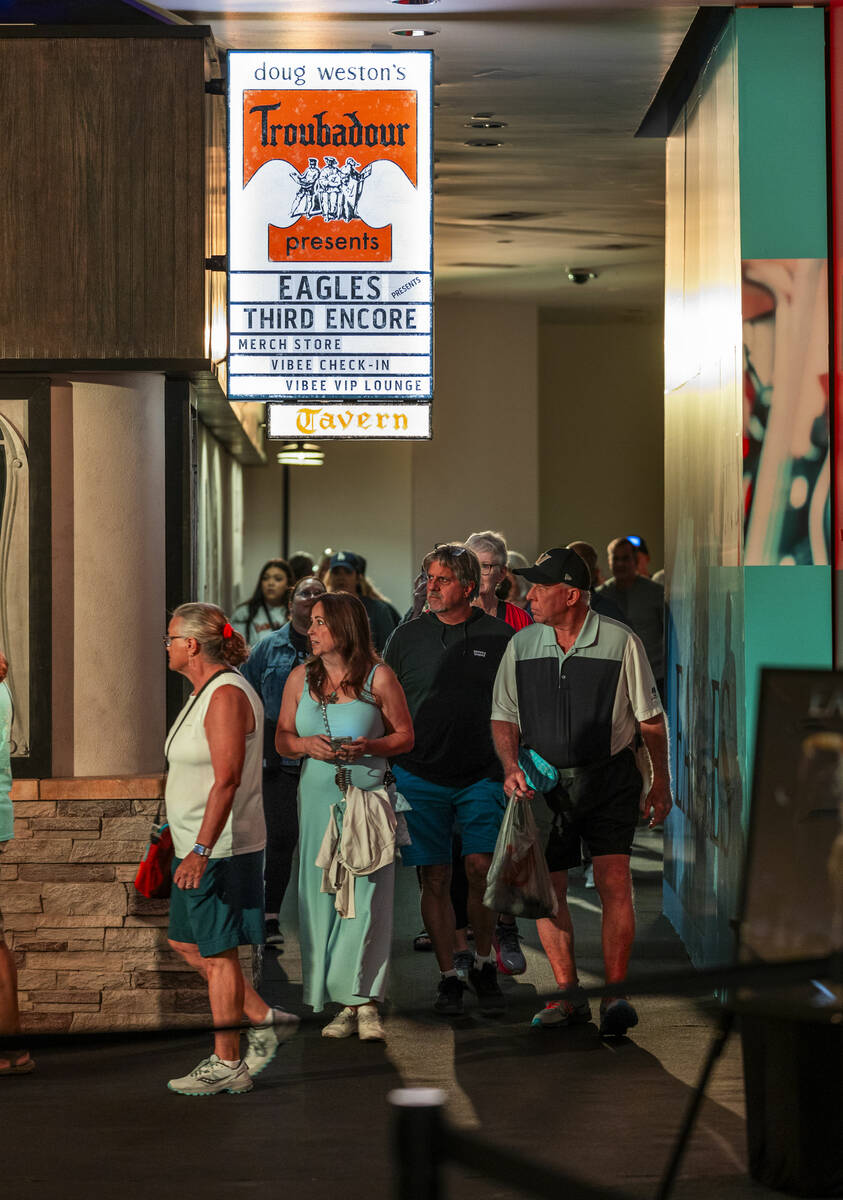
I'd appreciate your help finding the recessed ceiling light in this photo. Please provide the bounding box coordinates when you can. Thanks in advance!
[392,27,437,36]
[566,269,598,285]
[464,121,507,130]
[464,139,503,148]
[472,112,495,120]
[391,0,438,6]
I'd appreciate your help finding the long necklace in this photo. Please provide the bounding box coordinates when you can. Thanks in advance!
[324,669,348,704]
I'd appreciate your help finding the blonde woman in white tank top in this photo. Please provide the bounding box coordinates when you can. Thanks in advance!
[163,603,298,1097]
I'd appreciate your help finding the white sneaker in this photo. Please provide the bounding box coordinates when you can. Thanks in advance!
[356,1005,385,1042]
[167,1054,253,1096]
[244,1006,300,1076]
[321,1007,358,1038]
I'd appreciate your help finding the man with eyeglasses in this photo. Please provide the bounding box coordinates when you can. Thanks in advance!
[241,576,326,948]
[383,543,514,1017]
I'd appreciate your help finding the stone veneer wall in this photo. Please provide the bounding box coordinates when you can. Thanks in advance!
[3,776,251,1034]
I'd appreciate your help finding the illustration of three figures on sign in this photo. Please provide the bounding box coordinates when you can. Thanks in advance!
[290,156,373,222]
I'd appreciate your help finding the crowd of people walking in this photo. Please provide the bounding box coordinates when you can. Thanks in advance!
[0,531,669,1093]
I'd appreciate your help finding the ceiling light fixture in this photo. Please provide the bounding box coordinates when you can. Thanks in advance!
[276,441,324,467]
[391,27,437,36]
[464,120,507,130]
[566,269,598,285]
[464,139,504,148]
[390,0,438,6]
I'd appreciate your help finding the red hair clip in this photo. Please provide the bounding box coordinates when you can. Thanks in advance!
[222,622,233,638]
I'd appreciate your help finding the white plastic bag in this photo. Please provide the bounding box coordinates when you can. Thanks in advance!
[483,794,558,919]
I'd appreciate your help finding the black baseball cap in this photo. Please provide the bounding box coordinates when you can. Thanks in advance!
[513,547,591,590]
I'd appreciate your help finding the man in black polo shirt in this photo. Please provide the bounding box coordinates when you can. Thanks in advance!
[384,543,513,1016]
[491,547,672,1037]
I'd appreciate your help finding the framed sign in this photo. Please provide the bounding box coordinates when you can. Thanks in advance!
[227,50,433,438]
[740,668,843,963]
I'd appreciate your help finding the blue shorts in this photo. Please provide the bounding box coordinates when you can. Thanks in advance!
[392,766,506,867]
[168,850,265,957]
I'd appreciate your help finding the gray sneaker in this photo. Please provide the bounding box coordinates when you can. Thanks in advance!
[167,1054,253,1096]
[531,996,592,1029]
[244,1006,300,1075]
[494,921,526,976]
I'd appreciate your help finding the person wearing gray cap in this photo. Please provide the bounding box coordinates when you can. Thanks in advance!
[326,551,399,653]
[490,547,672,1038]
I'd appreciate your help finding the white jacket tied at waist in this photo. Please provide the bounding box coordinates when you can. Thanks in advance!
[315,786,398,918]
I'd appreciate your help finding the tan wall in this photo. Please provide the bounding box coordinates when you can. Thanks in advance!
[51,375,167,777]
[413,299,540,570]
[197,418,245,615]
[538,318,665,577]
[243,441,414,614]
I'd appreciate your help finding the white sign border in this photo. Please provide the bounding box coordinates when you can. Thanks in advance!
[226,48,434,440]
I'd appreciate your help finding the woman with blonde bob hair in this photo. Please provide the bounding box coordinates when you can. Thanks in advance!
[276,591,413,1041]
[163,602,297,1097]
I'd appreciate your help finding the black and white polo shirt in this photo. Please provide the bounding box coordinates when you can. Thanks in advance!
[491,609,663,770]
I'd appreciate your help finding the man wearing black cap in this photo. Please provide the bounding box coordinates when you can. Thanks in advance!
[490,547,672,1037]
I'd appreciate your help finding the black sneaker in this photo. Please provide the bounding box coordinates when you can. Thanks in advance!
[599,998,638,1038]
[433,974,465,1016]
[468,961,506,1015]
[264,918,285,949]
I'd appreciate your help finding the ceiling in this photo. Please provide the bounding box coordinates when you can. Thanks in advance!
[174,1,697,318]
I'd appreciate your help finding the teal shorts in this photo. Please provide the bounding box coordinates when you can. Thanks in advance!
[168,850,265,957]
[393,766,506,866]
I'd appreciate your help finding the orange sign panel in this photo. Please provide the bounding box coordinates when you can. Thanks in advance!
[243,90,418,187]
[268,218,392,263]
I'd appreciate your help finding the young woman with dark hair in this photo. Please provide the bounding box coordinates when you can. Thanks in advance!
[275,591,413,1042]
[231,559,293,646]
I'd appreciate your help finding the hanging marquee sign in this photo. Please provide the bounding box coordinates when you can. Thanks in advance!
[227,50,433,438]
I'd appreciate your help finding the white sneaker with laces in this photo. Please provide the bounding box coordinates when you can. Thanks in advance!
[322,1006,358,1038]
[244,1006,300,1075]
[167,1054,253,1096]
[356,1005,385,1042]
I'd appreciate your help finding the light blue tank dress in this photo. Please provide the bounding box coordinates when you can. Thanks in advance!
[296,666,394,1011]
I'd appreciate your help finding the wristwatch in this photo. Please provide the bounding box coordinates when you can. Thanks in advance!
[192,842,212,858]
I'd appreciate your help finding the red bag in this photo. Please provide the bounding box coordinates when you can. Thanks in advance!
[134,822,174,899]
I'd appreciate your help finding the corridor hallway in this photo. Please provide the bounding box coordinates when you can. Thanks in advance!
[2,827,771,1200]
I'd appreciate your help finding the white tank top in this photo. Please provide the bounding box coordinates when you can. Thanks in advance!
[164,671,266,860]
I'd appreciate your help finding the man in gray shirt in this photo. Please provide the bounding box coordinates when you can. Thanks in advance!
[596,537,665,699]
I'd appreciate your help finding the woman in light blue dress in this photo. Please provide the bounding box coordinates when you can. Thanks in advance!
[276,592,413,1040]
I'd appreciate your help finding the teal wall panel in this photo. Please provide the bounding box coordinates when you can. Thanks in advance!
[736,8,828,259]
[743,565,833,785]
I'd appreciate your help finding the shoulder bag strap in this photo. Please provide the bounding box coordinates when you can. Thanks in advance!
[164,667,235,765]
